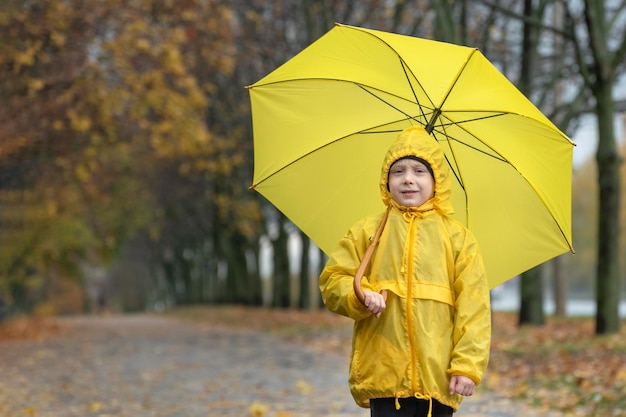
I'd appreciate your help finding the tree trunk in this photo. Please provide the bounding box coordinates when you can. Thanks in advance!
[248,238,263,306]
[518,0,546,325]
[299,231,311,309]
[519,265,545,326]
[552,255,567,316]
[433,0,457,43]
[161,248,178,306]
[593,83,621,334]
[179,252,193,304]
[272,214,290,308]
[582,0,623,334]
[550,1,567,318]
[222,234,237,304]
[226,233,250,304]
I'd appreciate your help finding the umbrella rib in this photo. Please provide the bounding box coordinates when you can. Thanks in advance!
[250,118,421,188]
[398,58,434,124]
[433,111,508,128]
[252,77,435,125]
[252,106,485,188]
[432,113,508,163]
[426,48,479,134]
[443,137,506,162]
[357,84,430,124]
[253,77,523,138]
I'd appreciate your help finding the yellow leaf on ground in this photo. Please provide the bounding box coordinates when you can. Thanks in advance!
[88,401,103,412]
[248,400,269,417]
[295,379,313,394]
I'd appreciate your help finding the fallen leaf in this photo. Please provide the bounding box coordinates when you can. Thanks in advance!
[295,379,313,394]
[249,400,269,417]
[88,401,103,412]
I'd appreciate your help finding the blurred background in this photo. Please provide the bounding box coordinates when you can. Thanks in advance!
[0,0,624,331]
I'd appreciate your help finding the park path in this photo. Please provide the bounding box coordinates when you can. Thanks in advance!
[0,314,563,417]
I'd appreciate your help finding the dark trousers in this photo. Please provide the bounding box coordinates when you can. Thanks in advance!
[370,397,453,417]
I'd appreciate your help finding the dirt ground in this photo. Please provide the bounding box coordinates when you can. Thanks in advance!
[0,313,564,417]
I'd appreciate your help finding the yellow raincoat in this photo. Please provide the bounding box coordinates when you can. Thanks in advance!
[320,126,491,412]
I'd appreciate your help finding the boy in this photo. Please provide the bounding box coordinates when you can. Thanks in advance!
[319,125,491,417]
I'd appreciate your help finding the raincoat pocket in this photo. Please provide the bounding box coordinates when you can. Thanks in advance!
[410,281,454,305]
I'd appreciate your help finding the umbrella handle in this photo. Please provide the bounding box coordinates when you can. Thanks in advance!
[353,207,390,305]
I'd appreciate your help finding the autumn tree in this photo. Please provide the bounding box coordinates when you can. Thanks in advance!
[0,0,264,313]
[90,0,264,308]
[0,1,131,313]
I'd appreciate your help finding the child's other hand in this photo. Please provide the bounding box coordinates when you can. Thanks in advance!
[363,290,386,318]
[449,375,475,396]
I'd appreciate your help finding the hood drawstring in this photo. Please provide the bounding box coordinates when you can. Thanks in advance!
[400,212,418,275]
[399,209,433,272]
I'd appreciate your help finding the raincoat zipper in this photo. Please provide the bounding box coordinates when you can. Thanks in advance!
[402,212,419,394]
[400,212,435,416]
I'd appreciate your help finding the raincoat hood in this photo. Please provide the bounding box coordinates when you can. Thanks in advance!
[380,126,455,215]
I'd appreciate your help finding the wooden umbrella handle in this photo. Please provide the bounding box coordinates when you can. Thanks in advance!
[353,207,390,305]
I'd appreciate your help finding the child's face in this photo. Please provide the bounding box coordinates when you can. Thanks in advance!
[388,158,434,207]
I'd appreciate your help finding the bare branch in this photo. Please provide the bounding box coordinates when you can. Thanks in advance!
[480,0,574,39]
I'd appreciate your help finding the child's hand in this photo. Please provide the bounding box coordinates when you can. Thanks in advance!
[363,290,386,318]
[449,375,475,396]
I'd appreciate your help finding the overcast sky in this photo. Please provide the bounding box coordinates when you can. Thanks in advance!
[571,113,625,167]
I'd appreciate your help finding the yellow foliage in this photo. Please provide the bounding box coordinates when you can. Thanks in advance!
[75,164,90,183]
[45,200,58,217]
[127,18,148,34]
[27,78,44,95]
[0,0,252,311]
[14,47,36,67]
[50,30,66,47]
[32,303,57,317]
[66,109,92,133]
[135,38,151,51]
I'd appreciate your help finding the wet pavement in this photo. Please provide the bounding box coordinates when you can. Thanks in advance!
[0,315,564,417]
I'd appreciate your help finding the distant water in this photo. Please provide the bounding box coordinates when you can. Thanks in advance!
[491,288,626,318]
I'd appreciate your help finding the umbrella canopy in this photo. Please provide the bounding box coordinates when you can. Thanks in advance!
[247,23,574,288]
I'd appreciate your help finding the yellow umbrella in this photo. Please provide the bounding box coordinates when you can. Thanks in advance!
[247,23,574,288]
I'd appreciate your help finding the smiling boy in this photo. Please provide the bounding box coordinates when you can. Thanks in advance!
[388,155,435,208]
[320,125,491,417]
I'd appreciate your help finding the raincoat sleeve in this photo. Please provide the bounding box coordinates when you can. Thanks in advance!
[319,220,376,321]
[447,226,491,385]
